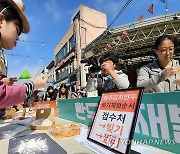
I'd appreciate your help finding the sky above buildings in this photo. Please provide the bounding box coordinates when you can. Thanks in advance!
[5,0,180,78]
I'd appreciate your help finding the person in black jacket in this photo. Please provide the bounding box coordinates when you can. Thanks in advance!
[44,86,58,101]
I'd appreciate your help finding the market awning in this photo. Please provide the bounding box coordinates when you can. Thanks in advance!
[83,12,180,65]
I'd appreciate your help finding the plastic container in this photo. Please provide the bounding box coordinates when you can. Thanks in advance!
[30,118,53,130]
[49,123,80,138]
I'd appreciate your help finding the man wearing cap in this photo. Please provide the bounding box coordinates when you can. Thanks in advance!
[0,0,46,108]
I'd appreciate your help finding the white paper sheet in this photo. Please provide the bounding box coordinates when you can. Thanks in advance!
[75,128,173,154]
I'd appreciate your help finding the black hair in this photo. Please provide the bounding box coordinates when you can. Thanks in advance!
[47,86,53,92]
[99,52,118,65]
[59,84,69,99]
[153,35,178,59]
[89,66,96,73]
[154,34,178,50]
[0,2,23,35]
[60,83,68,90]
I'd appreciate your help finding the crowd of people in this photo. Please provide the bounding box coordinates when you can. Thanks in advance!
[0,0,180,112]
[25,83,87,105]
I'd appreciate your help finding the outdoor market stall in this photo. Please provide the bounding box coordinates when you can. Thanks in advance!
[0,90,179,153]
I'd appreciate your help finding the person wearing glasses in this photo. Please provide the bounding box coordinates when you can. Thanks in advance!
[137,35,180,93]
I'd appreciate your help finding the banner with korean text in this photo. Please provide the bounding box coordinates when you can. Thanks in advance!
[57,91,180,153]
[58,97,100,125]
[133,92,179,153]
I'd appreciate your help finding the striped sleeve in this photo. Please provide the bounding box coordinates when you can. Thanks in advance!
[23,82,34,98]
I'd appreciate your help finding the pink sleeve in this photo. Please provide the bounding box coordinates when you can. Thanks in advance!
[0,81,26,109]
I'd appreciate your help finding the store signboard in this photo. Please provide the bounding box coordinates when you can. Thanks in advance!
[55,52,75,70]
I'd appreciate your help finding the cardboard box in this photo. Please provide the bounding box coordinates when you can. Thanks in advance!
[31,101,58,117]
[30,108,55,130]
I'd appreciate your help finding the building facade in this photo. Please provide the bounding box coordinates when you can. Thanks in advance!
[45,60,55,90]
[54,5,107,89]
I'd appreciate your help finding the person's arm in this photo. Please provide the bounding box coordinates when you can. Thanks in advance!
[112,71,129,89]
[0,73,47,109]
[137,66,164,91]
[0,82,34,109]
[101,61,129,89]
[1,77,17,85]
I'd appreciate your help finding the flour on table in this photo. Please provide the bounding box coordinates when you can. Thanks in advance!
[15,137,48,154]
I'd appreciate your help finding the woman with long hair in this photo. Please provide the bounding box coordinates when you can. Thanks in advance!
[57,84,71,100]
